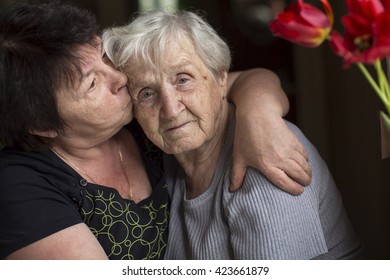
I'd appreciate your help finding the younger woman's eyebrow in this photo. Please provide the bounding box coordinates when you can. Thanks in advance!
[81,62,95,80]
[100,41,104,54]
[82,43,103,79]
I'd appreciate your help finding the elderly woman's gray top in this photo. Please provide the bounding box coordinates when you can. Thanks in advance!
[164,117,362,260]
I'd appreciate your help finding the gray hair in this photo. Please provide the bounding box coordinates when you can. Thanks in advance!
[102,10,231,80]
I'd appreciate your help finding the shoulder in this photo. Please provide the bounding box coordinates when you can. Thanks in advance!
[223,167,317,212]
[285,121,329,170]
[0,148,82,224]
[222,164,326,236]
[1,149,54,189]
[0,149,83,259]
[0,148,81,205]
[0,148,79,196]
[222,168,329,259]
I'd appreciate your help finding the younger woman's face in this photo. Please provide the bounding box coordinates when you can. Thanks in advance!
[56,39,133,143]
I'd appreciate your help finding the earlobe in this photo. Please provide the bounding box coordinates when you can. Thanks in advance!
[220,72,228,87]
[29,129,58,139]
[220,72,228,99]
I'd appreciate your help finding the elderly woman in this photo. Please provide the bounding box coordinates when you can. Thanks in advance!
[104,10,363,259]
[0,2,310,260]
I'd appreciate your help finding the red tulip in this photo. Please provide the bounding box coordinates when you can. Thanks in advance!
[329,0,390,67]
[269,0,333,47]
[269,0,390,131]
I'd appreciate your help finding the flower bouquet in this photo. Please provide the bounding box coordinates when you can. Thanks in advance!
[269,0,390,158]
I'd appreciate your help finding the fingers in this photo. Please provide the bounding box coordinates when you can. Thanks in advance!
[229,161,306,195]
[262,150,312,189]
[229,161,247,192]
[283,151,312,186]
[229,155,311,194]
[263,168,305,196]
[229,150,312,194]
[229,118,313,193]
[295,139,309,161]
[287,166,312,186]
[273,137,312,186]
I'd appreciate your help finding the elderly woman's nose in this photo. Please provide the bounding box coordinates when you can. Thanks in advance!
[160,90,184,118]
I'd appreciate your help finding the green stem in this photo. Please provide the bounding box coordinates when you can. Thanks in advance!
[374,60,390,104]
[386,58,390,111]
[375,61,386,92]
[357,63,390,113]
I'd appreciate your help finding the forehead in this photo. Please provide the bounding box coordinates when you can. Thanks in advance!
[76,41,103,73]
[126,37,203,78]
[60,39,103,94]
[164,37,200,65]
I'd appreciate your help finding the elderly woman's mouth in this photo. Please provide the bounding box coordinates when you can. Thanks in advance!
[164,121,194,134]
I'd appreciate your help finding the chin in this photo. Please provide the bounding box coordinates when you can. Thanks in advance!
[165,141,201,155]
[125,106,134,119]
[127,112,134,122]
[116,111,134,128]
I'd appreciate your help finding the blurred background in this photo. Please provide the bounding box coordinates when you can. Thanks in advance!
[1,0,389,259]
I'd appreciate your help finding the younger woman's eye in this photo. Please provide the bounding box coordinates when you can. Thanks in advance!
[89,79,96,91]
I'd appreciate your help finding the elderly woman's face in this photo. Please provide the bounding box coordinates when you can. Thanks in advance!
[126,38,227,154]
[55,40,133,141]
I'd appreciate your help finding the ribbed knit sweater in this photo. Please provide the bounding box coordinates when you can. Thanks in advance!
[164,117,362,259]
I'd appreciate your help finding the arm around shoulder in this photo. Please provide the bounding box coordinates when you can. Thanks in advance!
[226,68,312,194]
[6,223,108,260]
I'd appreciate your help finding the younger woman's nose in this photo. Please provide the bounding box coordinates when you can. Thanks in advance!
[110,67,128,92]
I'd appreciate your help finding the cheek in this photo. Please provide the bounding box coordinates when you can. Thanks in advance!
[191,96,217,123]
[135,107,160,134]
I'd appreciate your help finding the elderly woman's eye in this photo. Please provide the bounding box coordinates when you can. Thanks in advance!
[178,77,189,84]
[139,89,155,100]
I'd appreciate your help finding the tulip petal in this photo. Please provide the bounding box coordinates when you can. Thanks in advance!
[342,14,371,36]
[298,3,331,28]
[270,20,327,47]
[320,0,334,24]
[329,31,352,66]
[346,0,384,19]
[382,0,390,9]
[328,0,390,66]
[269,0,332,47]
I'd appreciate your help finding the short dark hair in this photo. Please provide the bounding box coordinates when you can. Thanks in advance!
[0,0,101,151]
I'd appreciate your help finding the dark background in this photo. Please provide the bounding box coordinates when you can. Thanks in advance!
[1,0,389,259]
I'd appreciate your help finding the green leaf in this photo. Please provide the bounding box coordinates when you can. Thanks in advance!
[379,111,390,159]
[380,111,390,132]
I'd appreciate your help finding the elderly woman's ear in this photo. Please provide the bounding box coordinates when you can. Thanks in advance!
[220,71,228,99]
[221,72,228,86]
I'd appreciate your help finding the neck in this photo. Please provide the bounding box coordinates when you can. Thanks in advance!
[51,133,119,182]
[52,137,115,168]
[176,104,233,199]
[50,128,152,202]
